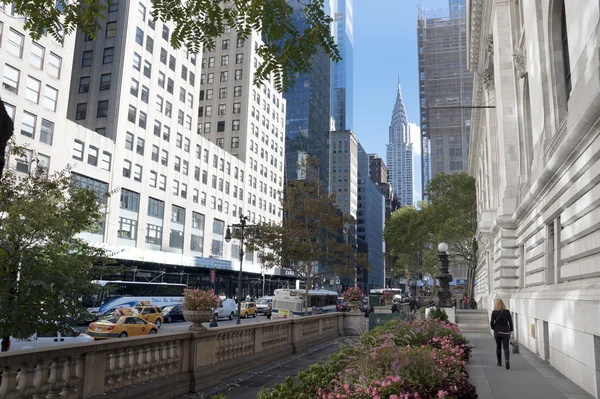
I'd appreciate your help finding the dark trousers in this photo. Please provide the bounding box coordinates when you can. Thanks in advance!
[494,332,510,363]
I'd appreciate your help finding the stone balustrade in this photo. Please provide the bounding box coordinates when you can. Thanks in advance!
[0,312,365,399]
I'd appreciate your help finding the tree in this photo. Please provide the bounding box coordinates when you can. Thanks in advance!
[0,150,111,352]
[251,157,357,315]
[384,173,477,298]
[5,0,340,92]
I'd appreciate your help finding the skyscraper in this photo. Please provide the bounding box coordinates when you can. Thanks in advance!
[284,0,332,187]
[330,0,354,131]
[417,0,472,193]
[386,81,413,207]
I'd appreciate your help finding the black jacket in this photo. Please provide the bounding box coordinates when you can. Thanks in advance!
[490,309,513,334]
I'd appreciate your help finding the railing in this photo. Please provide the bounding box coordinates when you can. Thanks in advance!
[0,312,365,399]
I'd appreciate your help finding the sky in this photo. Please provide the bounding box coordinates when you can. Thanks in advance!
[352,0,449,160]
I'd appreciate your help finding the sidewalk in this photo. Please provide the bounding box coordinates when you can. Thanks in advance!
[177,336,356,399]
[465,333,594,399]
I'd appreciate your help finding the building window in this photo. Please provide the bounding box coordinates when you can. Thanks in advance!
[2,65,19,93]
[221,55,229,66]
[165,101,172,117]
[43,86,58,111]
[20,112,36,138]
[169,55,176,71]
[190,234,203,253]
[7,29,24,58]
[161,149,168,166]
[146,224,162,245]
[148,197,164,218]
[139,111,147,129]
[108,1,119,12]
[73,140,84,161]
[236,53,243,64]
[25,76,41,103]
[136,137,145,155]
[118,217,137,240]
[125,132,134,150]
[235,69,242,80]
[82,50,93,67]
[159,174,166,191]
[46,52,61,78]
[29,42,44,69]
[40,119,54,145]
[120,188,140,211]
[232,120,240,131]
[103,47,114,64]
[219,88,227,99]
[87,145,99,166]
[146,35,154,53]
[97,100,109,118]
[100,73,111,91]
[79,76,90,93]
[143,61,152,78]
[133,164,142,182]
[171,205,185,224]
[76,103,87,120]
[561,1,571,102]
[236,38,244,48]
[220,71,228,82]
[101,151,111,171]
[169,230,183,249]
[167,78,174,94]
[105,21,117,38]
[141,86,149,103]
[128,105,136,123]
[133,52,141,70]
[15,150,31,174]
[231,137,239,148]
[122,159,132,178]
[162,25,170,41]
[216,138,224,148]
[234,86,242,97]
[135,27,144,45]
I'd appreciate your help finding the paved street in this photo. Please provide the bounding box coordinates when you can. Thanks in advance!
[465,333,594,399]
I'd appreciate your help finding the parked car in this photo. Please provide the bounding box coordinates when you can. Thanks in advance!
[8,327,94,352]
[162,304,185,323]
[237,302,257,318]
[336,298,349,312]
[256,297,273,317]
[214,298,237,321]
[87,316,158,339]
[132,305,164,328]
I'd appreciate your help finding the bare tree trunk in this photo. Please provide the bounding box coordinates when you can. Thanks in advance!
[304,264,310,316]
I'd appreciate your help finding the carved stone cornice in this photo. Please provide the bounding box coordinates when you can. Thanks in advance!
[479,69,494,90]
[467,0,485,71]
[486,34,494,57]
[513,48,527,78]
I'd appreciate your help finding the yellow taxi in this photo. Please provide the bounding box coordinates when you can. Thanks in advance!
[237,302,258,318]
[132,303,164,328]
[87,316,158,340]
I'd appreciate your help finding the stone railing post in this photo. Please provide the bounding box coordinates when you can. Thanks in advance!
[191,333,217,368]
[290,319,304,354]
[254,325,264,353]
[318,317,323,336]
[81,352,106,398]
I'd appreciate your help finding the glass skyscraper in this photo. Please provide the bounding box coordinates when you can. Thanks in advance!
[284,1,332,187]
[330,0,354,131]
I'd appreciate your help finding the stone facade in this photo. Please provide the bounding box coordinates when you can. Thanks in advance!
[467,0,600,396]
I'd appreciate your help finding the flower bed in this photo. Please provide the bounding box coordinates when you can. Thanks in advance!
[258,318,477,399]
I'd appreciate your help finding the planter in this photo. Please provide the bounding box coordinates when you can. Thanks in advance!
[183,310,213,331]
[348,300,361,312]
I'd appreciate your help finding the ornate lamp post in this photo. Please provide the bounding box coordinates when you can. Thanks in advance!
[224,214,261,325]
[437,243,454,308]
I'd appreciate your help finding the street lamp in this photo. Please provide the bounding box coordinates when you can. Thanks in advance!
[224,214,261,325]
[437,242,453,308]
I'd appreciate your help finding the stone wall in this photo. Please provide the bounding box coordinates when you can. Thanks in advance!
[466,0,600,397]
[0,313,365,398]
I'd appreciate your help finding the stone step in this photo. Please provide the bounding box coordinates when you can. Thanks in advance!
[457,323,490,333]
[456,309,487,315]
[456,313,489,323]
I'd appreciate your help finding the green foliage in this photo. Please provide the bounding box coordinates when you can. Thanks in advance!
[251,157,359,311]
[384,172,478,295]
[0,150,111,349]
[428,307,449,322]
[4,0,340,92]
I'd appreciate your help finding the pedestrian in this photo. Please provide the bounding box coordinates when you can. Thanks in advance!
[470,297,478,309]
[463,296,469,309]
[490,298,514,369]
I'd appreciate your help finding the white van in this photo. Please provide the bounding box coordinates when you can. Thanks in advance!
[9,327,94,351]
[214,298,237,320]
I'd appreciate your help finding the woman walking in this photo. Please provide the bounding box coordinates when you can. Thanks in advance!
[490,298,514,369]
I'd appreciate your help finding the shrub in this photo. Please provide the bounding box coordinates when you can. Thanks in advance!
[428,307,449,322]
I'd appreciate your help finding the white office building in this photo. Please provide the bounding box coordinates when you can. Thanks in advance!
[330,130,358,219]
[197,28,286,229]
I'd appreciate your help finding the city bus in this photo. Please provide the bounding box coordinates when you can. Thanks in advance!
[84,280,186,317]
[271,288,338,317]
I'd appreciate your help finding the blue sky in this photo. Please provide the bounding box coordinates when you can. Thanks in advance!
[353,0,450,158]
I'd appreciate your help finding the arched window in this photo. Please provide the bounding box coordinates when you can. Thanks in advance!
[550,0,571,119]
